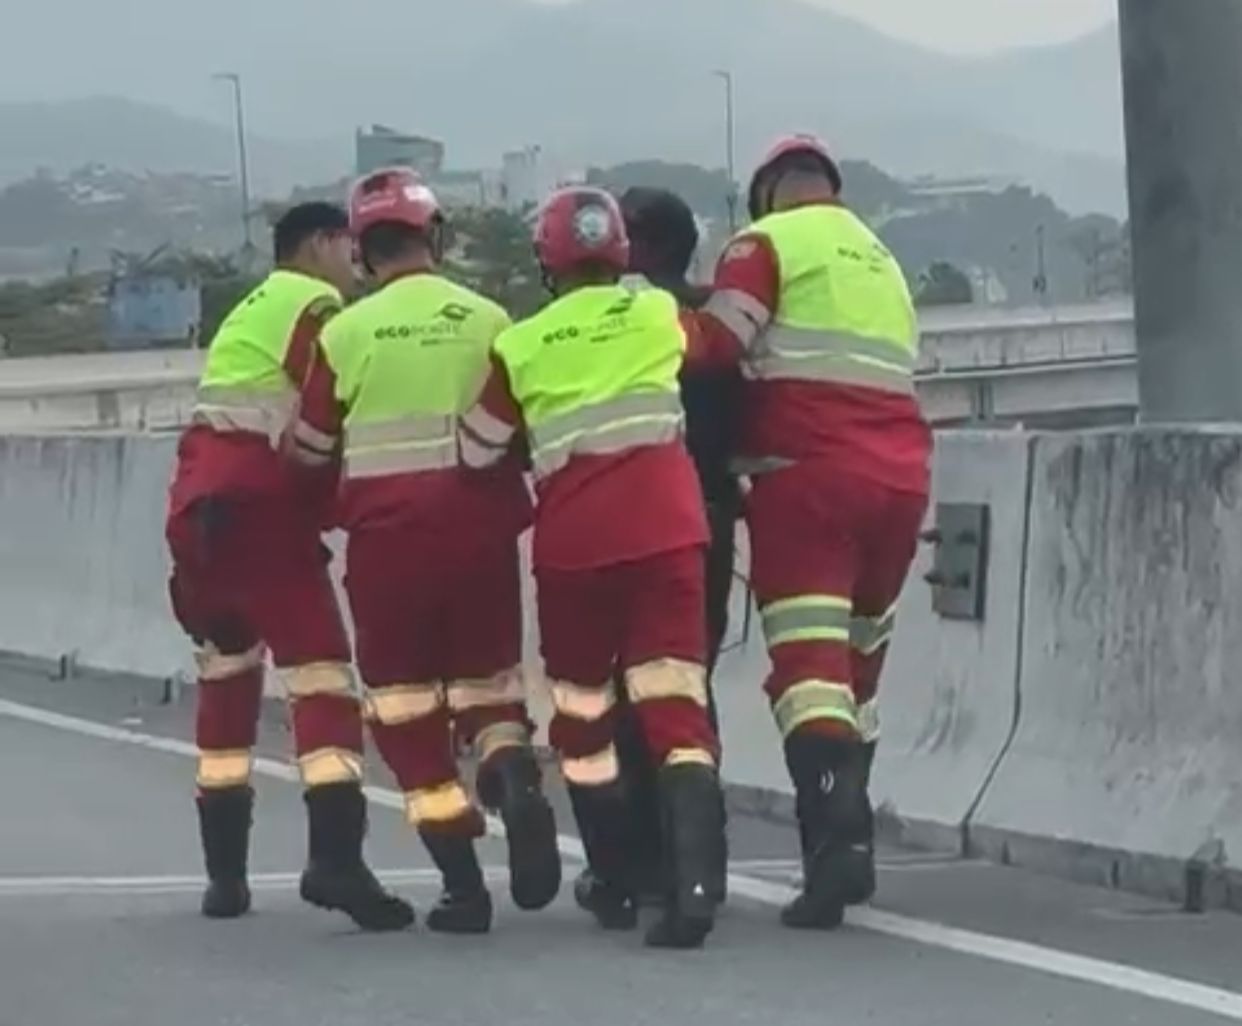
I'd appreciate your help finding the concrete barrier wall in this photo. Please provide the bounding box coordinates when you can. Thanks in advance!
[3,428,1241,907]
[0,385,196,433]
[0,434,187,679]
[870,432,1031,850]
[973,429,1242,903]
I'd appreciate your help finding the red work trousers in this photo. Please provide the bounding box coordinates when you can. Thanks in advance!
[537,545,719,787]
[747,462,927,743]
[344,528,529,833]
[167,496,363,792]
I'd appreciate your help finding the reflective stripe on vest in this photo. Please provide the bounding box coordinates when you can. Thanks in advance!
[191,384,297,440]
[528,389,684,479]
[494,285,686,480]
[321,275,511,483]
[342,414,458,479]
[747,325,917,395]
[745,205,918,397]
[193,270,340,440]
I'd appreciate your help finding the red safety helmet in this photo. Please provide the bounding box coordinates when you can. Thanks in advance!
[348,166,442,237]
[747,134,843,221]
[534,186,630,276]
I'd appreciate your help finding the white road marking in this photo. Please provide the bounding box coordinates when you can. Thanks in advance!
[729,856,986,874]
[0,868,510,898]
[3,697,1242,1021]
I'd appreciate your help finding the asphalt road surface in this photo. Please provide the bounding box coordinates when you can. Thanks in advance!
[1,660,1240,1026]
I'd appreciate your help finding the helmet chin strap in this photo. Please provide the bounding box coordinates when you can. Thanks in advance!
[429,220,446,264]
[539,263,560,297]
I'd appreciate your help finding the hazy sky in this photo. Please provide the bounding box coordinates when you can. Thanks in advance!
[812,0,1114,53]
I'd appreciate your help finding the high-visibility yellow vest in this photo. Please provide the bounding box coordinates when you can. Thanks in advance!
[193,270,341,441]
[320,274,510,481]
[493,284,686,480]
[745,205,918,395]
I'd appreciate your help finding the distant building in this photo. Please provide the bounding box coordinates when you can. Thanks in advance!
[355,125,445,177]
[107,273,201,351]
[500,146,552,212]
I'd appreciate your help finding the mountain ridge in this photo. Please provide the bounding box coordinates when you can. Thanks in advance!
[0,1,1125,214]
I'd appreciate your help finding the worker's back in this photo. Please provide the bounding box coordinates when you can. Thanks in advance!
[494,283,706,571]
[743,203,930,495]
[321,273,529,537]
[170,270,342,517]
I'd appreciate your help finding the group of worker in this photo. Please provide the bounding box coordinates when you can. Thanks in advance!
[164,133,931,951]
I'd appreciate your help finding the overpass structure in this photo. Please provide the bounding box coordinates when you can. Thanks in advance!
[0,299,1141,434]
[916,298,1138,428]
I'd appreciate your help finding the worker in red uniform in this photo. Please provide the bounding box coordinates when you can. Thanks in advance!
[567,187,737,910]
[459,186,726,950]
[292,169,561,934]
[682,135,931,930]
[166,202,413,932]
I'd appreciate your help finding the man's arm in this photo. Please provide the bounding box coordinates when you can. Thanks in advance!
[459,355,525,469]
[682,234,780,370]
[285,299,345,469]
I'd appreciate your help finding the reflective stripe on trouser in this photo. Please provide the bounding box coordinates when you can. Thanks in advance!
[851,602,898,743]
[365,683,444,726]
[547,678,620,777]
[856,696,880,745]
[342,415,458,480]
[191,386,296,441]
[761,595,851,648]
[197,750,253,789]
[281,661,365,788]
[772,679,859,738]
[195,656,265,790]
[851,602,898,657]
[562,744,621,787]
[761,592,859,737]
[529,391,684,479]
[196,643,265,682]
[623,660,716,769]
[446,669,526,714]
[298,748,364,786]
[447,669,531,759]
[363,682,482,829]
[747,325,916,396]
[404,780,477,829]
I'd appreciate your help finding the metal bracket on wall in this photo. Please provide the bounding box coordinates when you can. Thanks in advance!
[921,503,990,622]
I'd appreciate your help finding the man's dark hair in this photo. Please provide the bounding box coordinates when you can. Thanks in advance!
[620,188,699,280]
[272,202,349,263]
[358,222,428,268]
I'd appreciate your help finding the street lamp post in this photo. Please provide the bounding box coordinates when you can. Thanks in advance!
[1119,0,1242,422]
[713,70,738,232]
[213,72,253,257]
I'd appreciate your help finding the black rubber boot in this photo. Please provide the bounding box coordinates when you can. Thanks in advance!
[420,830,493,935]
[299,783,416,932]
[844,740,878,906]
[476,747,561,911]
[645,763,726,950]
[568,782,639,931]
[612,691,668,906]
[780,733,873,931]
[197,787,253,919]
